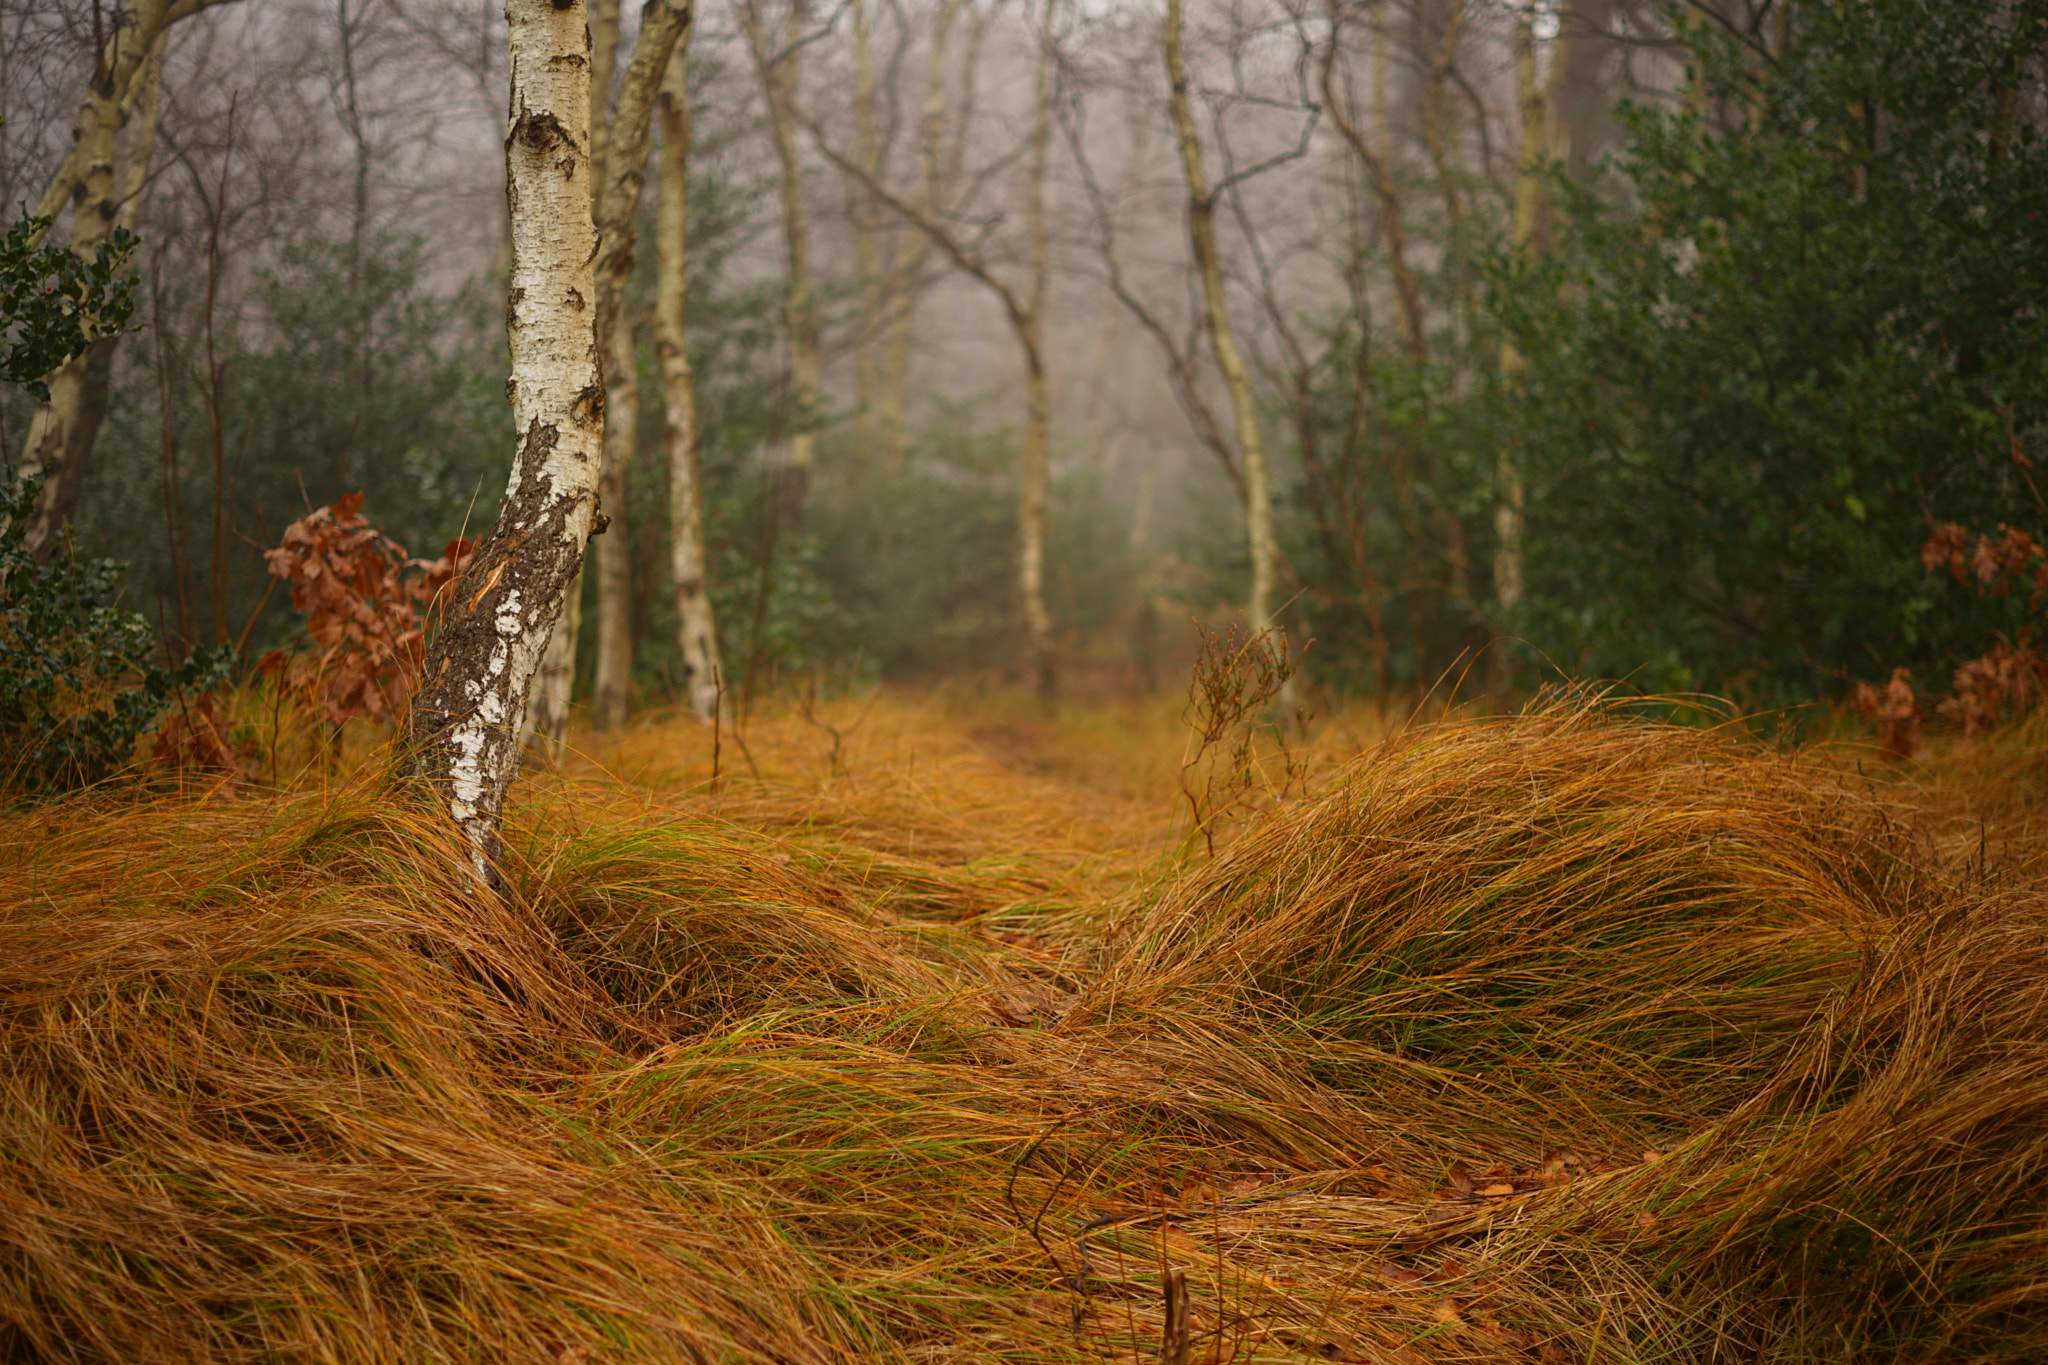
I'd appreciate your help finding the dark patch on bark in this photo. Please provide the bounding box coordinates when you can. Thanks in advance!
[408,416,592,856]
[512,109,571,155]
[571,384,604,427]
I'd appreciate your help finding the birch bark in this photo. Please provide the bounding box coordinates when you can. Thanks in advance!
[19,2,201,557]
[526,0,621,756]
[1164,0,1277,637]
[655,43,724,723]
[408,0,602,874]
[591,0,694,730]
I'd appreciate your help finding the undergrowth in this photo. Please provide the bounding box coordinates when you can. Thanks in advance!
[2,695,2044,1363]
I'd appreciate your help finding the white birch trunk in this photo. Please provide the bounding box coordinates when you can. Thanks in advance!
[656,44,724,724]
[20,3,177,557]
[1165,0,1277,638]
[410,0,602,874]
[524,0,618,757]
[590,0,694,729]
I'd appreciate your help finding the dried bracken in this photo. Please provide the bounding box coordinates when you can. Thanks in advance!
[259,493,471,728]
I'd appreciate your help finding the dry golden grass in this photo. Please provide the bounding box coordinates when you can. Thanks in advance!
[3,691,2045,1363]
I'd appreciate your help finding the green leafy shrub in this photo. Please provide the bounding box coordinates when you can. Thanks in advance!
[0,213,136,400]
[0,472,227,790]
[1493,0,2048,705]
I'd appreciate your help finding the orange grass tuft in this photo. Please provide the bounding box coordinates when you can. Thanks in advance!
[3,695,2046,1362]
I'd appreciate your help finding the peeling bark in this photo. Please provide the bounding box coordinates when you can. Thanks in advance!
[409,0,602,875]
[20,13,178,557]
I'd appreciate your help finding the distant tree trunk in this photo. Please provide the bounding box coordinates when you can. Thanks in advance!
[1019,0,1056,699]
[741,0,821,524]
[1550,0,1618,179]
[810,2,1050,698]
[847,0,881,462]
[592,311,641,730]
[591,0,693,731]
[656,44,724,724]
[1164,0,1276,639]
[1494,0,1553,677]
[1320,0,1425,366]
[409,0,601,875]
[876,0,973,470]
[1080,91,1148,462]
[20,4,188,558]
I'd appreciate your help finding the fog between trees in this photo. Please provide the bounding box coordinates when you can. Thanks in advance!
[8,0,2045,723]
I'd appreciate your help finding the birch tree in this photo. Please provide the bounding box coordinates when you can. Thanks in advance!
[1494,0,1554,640]
[591,0,693,730]
[528,0,689,742]
[813,0,1060,697]
[655,42,725,723]
[1163,0,1279,640]
[18,0,239,558]
[739,0,823,523]
[526,0,622,755]
[408,0,602,874]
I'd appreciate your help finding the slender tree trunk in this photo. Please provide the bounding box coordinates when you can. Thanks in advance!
[809,5,1047,696]
[592,309,641,729]
[1495,0,1552,614]
[591,0,692,730]
[1080,92,1148,461]
[20,4,175,557]
[1321,2,1425,366]
[1018,0,1056,700]
[876,0,969,470]
[742,0,821,523]
[409,0,602,876]
[848,0,880,461]
[1165,0,1276,638]
[656,43,723,724]
[527,0,620,755]
[1417,0,1469,613]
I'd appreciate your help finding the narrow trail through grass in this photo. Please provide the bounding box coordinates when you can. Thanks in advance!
[4,694,2046,1364]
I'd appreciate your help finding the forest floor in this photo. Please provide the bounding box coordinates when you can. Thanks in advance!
[5,686,2048,1364]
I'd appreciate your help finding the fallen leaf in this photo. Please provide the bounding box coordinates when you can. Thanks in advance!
[1640,1149,1664,1163]
[1445,1163,1475,1196]
[1479,1182,1516,1197]
[1431,1298,1461,1322]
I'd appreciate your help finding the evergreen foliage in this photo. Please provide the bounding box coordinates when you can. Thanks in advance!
[0,471,227,789]
[1493,0,2048,703]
